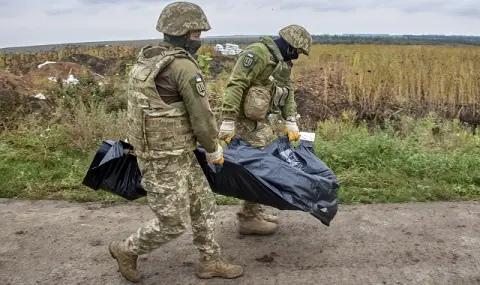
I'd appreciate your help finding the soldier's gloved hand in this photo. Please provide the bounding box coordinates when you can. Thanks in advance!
[218,120,235,143]
[205,144,224,165]
[283,118,300,141]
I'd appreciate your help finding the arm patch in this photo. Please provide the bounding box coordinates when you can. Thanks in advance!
[243,51,256,68]
[191,74,206,97]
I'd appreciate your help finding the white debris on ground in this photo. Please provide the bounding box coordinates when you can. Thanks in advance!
[37,61,57,68]
[34,93,46,100]
[47,74,79,85]
[64,74,79,84]
[215,43,242,55]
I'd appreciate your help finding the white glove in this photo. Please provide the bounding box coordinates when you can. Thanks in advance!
[285,121,299,133]
[205,144,224,164]
[218,120,235,143]
[283,116,300,141]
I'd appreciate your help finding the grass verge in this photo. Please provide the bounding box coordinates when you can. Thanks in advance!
[1,113,479,205]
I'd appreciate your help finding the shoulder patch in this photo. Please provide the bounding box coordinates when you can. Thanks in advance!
[243,51,255,68]
[194,74,206,97]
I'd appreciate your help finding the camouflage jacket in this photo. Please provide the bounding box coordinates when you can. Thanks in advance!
[220,36,297,122]
[127,42,218,154]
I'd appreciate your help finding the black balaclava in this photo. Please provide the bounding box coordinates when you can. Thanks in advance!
[164,32,202,58]
[274,37,299,62]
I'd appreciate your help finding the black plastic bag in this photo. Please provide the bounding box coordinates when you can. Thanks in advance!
[82,140,146,200]
[194,135,340,226]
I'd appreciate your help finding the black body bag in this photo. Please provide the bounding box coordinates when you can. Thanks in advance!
[194,135,340,226]
[82,140,146,201]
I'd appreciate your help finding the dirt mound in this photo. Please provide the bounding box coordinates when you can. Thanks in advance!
[293,67,352,130]
[0,70,53,129]
[61,54,128,76]
[208,55,236,77]
[22,61,97,89]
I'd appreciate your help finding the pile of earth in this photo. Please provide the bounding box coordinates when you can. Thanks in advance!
[208,55,236,77]
[0,70,53,130]
[22,61,100,89]
[293,67,352,131]
[60,54,129,76]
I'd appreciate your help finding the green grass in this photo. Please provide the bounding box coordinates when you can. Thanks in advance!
[313,113,480,204]
[1,113,479,205]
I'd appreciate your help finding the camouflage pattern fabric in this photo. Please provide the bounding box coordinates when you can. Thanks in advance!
[221,36,297,122]
[235,117,276,148]
[127,42,219,154]
[220,36,301,219]
[122,150,220,261]
[234,117,279,218]
[156,2,211,36]
[278,24,312,55]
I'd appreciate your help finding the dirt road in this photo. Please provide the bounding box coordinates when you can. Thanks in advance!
[0,199,479,285]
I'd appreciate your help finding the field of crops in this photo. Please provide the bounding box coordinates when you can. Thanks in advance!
[292,45,480,127]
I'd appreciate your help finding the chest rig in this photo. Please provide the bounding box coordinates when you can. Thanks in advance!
[127,44,200,152]
[262,37,293,115]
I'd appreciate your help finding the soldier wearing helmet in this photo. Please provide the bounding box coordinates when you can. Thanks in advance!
[218,24,312,235]
[108,1,243,282]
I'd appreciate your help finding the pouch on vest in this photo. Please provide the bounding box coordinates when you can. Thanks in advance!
[268,60,292,113]
[243,85,273,121]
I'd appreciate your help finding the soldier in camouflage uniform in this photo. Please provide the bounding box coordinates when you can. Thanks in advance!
[218,25,312,235]
[108,2,243,282]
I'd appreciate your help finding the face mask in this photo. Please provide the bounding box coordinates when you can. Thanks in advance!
[163,33,201,57]
[186,39,202,56]
[287,47,299,60]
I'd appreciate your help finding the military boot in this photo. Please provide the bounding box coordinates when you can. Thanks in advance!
[258,208,279,224]
[238,216,278,235]
[109,241,141,282]
[196,258,244,279]
[259,212,278,224]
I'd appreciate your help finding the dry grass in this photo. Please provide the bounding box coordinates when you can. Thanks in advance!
[292,45,480,126]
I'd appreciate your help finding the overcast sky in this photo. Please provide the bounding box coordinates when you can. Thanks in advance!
[1,0,479,48]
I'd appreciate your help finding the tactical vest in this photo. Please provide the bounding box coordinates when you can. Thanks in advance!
[127,44,199,152]
[243,37,293,121]
[267,58,292,115]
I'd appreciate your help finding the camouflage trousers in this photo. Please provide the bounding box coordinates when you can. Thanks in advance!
[235,116,283,218]
[122,150,221,261]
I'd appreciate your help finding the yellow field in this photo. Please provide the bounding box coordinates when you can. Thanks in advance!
[2,43,479,124]
[292,45,480,124]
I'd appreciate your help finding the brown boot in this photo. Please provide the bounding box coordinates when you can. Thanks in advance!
[258,208,279,224]
[260,212,278,224]
[109,241,141,282]
[238,216,278,235]
[196,258,244,279]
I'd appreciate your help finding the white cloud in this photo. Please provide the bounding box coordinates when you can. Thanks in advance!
[0,0,479,48]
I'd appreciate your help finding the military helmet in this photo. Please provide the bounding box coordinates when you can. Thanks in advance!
[279,24,312,55]
[156,1,211,36]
